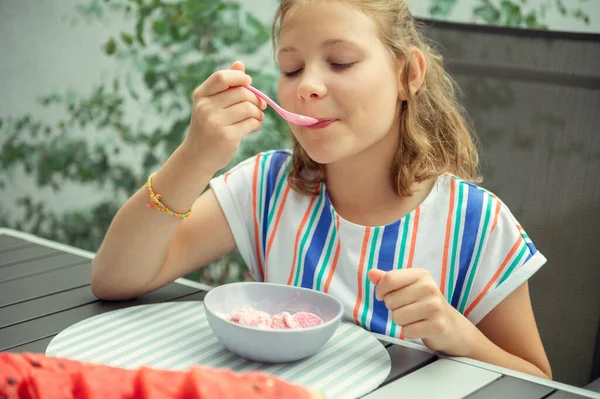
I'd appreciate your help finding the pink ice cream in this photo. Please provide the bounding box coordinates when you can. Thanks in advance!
[220,307,323,330]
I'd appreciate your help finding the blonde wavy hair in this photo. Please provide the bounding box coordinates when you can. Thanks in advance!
[272,0,482,196]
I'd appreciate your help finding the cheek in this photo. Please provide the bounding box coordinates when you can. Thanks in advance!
[347,81,399,131]
[278,80,296,109]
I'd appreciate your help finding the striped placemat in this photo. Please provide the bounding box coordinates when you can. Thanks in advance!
[46,302,390,399]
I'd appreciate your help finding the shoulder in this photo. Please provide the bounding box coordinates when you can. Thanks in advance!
[434,173,512,214]
[433,173,525,238]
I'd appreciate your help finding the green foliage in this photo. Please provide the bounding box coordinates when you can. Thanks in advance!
[429,0,591,29]
[0,0,290,285]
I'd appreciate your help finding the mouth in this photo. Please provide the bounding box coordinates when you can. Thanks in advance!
[307,119,336,129]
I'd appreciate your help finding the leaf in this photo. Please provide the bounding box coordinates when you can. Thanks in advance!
[429,0,459,18]
[120,32,134,46]
[500,0,522,26]
[135,19,146,46]
[144,70,158,88]
[152,19,168,35]
[525,12,538,27]
[473,1,501,24]
[104,37,117,55]
[555,0,567,15]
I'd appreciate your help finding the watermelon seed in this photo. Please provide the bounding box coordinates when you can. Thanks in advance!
[31,360,41,368]
[253,384,261,392]
[7,377,16,385]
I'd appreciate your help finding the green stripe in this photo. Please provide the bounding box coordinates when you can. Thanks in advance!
[447,181,464,302]
[397,214,411,269]
[459,195,493,313]
[266,161,292,232]
[293,190,324,286]
[390,214,411,337]
[315,213,337,291]
[361,227,380,327]
[258,153,270,221]
[497,244,528,287]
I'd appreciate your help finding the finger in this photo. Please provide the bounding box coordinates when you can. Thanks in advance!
[229,61,267,110]
[194,70,252,99]
[230,60,246,72]
[400,320,432,340]
[228,117,263,139]
[210,86,264,111]
[374,269,422,300]
[368,269,385,285]
[382,282,423,310]
[258,96,267,110]
[220,101,265,126]
[391,300,434,327]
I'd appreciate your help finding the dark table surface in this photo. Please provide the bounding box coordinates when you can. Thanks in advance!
[1,229,598,398]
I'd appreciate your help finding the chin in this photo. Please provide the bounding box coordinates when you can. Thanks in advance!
[300,145,344,165]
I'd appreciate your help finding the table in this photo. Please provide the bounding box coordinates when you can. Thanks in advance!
[1,228,599,398]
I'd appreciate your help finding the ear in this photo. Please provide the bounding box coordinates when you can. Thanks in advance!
[398,48,427,101]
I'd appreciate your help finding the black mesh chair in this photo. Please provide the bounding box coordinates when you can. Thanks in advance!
[420,19,600,389]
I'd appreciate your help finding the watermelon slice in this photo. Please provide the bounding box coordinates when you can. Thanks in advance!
[0,352,324,399]
[0,359,20,399]
[27,368,72,399]
[72,365,137,399]
[132,367,185,399]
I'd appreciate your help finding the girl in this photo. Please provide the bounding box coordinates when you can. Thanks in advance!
[91,0,552,379]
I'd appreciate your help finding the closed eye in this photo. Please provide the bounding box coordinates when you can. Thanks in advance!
[331,63,355,71]
[283,69,303,78]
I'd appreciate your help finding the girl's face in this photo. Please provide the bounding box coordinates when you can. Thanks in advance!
[278,1,401,165]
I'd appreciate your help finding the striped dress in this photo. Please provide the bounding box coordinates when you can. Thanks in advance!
[209,150,547,343]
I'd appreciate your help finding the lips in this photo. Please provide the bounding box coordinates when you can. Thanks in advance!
[308,119,336,129]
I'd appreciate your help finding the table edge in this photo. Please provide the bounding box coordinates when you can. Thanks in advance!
[445,356,600,398]
[0,228,214,294]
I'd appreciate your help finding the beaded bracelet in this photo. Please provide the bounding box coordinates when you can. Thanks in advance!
[145,173,192,219]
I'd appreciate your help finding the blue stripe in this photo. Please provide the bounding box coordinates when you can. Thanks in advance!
[300,194,333,289]
[525,241,537,261]
[261,151,289,256]
[451,184,484,309]
[370,221,401,334]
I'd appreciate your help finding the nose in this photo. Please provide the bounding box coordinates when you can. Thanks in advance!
[297,69,327,101]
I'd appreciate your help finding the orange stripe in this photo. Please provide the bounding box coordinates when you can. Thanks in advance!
[286,196,318,285]
[406,206,420,268]
[265,185,292,281]
[440,178,456,294]
[224,172,230,183]
[251,155,264,281]
[490,199,501,233]
[353,227,372,322]
[403,206,420,337]
[323,215,341,293]
[464,237,523,316]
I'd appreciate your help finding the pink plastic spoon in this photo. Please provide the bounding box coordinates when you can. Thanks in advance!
[246,85,318,127]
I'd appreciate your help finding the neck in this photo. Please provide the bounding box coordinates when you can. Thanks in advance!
[324,127,435,227]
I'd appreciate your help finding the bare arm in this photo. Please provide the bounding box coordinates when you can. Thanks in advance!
[90,144,235,300]
[465,281,552,379]
[91,62,266,300]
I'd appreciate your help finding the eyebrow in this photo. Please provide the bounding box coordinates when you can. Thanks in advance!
[278,39,360,55]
